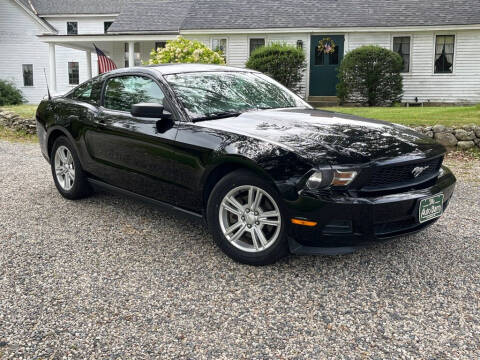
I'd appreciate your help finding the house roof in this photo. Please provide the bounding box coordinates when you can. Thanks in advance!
[23,0,480,32]
[107,0,195,33]
[26,0,126,15]
[180,0,480,30]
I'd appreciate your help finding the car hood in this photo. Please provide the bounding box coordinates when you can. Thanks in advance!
[197,108,444,166]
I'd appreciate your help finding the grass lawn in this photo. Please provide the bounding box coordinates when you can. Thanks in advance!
[319,105,480,127]
[0,104,38,118]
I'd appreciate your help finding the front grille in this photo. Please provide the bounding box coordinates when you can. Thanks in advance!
[362,156,443,190]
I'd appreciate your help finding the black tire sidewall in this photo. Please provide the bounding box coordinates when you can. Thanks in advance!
[207,169,288,265]
[50,136,90,200]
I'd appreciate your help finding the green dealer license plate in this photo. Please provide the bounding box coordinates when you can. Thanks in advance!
[418,193,444,223]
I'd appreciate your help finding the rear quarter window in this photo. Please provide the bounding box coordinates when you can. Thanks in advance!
[68,78,102,106]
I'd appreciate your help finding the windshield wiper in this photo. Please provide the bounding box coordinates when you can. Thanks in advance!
[192,111,243,122]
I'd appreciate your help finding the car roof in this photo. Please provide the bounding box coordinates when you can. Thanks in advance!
[107,64,258,76]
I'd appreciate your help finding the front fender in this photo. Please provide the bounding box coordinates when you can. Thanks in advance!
[203,136,313,201]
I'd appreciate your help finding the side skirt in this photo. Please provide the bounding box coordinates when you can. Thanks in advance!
[87,178,204,221]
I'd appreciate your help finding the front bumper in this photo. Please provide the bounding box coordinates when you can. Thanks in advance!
[285,165,456,255]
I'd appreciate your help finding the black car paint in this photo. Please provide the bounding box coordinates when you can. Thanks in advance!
[36,65,456,254]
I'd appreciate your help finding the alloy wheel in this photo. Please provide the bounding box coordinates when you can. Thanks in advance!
[54,145,75,191]
[219,185,282,253]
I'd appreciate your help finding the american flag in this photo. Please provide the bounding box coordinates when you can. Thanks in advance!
[94,44,117,74]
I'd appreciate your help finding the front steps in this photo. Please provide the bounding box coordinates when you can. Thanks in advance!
[307,96,339,108]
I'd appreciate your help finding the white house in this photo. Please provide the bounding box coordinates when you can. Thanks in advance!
[2,0,480,105]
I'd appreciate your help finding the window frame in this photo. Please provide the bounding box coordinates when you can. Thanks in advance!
[100,73,173,115]
[248,37,266,56]
[211,37,228,62]
[68,62,80,85]
[22,64,34,87]
[433,33,456,75]
[67,21,78,35]
[391,35,412,74]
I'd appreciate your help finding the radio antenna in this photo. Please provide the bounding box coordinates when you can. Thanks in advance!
[43,68,51,100]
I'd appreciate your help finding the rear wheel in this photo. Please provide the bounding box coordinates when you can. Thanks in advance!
[207,170,288,265]
[50,136,92,200]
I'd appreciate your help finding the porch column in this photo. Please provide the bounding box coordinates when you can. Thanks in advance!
[48,43,57,93]
[128,41,135,67]
[86,50,92,79]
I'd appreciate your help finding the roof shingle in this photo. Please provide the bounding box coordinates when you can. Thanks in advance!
[28,0,480,31]
[107,0,195,33]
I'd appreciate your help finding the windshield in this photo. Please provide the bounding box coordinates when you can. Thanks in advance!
[164,71,309,121]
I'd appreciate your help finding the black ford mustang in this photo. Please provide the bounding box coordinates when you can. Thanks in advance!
[36,64,456,265]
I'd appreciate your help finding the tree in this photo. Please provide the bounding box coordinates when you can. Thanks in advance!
[337,45,403,106]
[245,43,306,92]
[148,36,225,65]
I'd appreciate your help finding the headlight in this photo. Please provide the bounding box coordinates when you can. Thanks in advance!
[306,171,325,189]
[305,169,357,189]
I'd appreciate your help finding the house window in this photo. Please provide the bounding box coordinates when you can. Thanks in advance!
[249,38,265,55]
[68,62,79,85]
[104,21,113,33]
[435,35,455,74]
[124,43,141,67]
[22,64,33,86]
[393,36,411,72]
[212,38,227,61]
[67,22,78,35]
[155,41,167,50]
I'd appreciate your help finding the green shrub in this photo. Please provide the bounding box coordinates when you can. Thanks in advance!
[337,45,403,106]
[148,36,225,65]
[0,80,24,106]
[246,43,306,92]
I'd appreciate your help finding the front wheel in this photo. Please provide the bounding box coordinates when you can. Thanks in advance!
[207,170,288,265]
[50,136,92,200]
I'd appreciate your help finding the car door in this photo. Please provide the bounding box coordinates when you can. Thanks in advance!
[55,79,103,162]
[83,74,183,205]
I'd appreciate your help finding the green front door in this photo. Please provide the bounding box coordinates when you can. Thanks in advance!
[309,35,345,96]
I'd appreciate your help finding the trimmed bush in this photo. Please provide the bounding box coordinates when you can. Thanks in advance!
[148,36,225,65]
[246,43,306,92]
[0,80,24,106]
[337,45,403,106]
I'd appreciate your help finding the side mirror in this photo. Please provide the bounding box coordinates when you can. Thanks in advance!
[131,103,171,119]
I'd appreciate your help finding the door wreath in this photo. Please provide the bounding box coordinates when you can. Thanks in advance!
[317,37,337,54]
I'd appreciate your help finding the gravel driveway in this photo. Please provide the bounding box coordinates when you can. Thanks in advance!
[0,140,479,359]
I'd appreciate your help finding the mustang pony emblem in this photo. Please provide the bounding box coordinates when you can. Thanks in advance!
[412,166,429,178]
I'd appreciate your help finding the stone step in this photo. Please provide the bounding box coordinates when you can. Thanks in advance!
[308,96,339,102]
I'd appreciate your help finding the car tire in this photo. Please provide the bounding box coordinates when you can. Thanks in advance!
[207,169,288,266]
[50,136,92,200]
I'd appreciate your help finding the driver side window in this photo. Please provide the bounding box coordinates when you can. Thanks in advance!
[103,75,165,112]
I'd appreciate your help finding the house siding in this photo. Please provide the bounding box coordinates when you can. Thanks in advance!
[44,16,117,35]
[0,0,50,103]
[346,30,480,103]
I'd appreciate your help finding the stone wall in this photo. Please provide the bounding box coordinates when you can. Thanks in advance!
[0,110,36,134]
[413,124,480,151]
